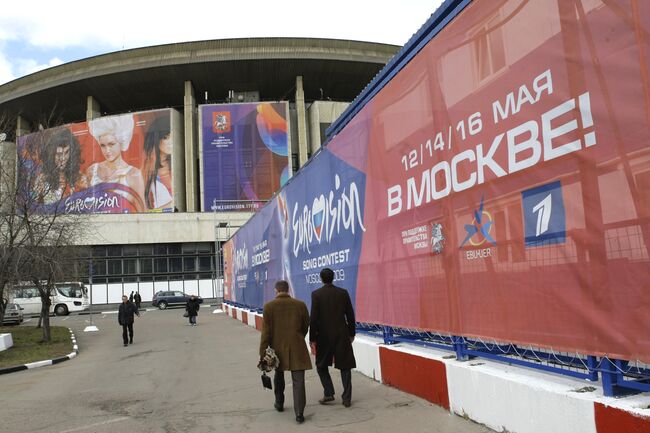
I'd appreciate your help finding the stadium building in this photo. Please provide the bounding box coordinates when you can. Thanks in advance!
[0,38,399,304]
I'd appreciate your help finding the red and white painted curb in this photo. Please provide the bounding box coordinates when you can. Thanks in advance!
[224,304,650,433]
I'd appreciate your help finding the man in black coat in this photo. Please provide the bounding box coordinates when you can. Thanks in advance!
[309,268,356,407]
[118,295,139,347]
[186,295,200,326]
[133,292,142,310]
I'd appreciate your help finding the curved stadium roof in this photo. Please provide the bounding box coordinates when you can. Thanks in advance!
[0,38,399,125]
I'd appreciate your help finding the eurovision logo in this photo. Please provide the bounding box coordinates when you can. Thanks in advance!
[460,197,496,248]
[212,111,231,133]
[291,174,366,257]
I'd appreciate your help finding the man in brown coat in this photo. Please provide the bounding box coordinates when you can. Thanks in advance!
[309,268,356,407]
[260,280,312,424]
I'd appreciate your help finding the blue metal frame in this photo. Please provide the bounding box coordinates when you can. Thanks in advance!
[599,359,650,396]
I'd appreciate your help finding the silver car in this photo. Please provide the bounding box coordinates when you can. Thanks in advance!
[2,303,24,326]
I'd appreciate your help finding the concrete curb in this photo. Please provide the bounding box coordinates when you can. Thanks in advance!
[0,328,79,375]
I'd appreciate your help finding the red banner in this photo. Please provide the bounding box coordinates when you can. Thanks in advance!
[356,0,650,361]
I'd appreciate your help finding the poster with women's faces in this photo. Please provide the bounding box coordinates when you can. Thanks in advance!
[16,109,175,214]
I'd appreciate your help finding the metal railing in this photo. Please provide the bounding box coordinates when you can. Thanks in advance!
[356,322,650,396]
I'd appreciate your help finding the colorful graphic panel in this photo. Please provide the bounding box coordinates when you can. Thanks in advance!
[224,0,650,362]
[201,102,289,211]
[17,109,174,214]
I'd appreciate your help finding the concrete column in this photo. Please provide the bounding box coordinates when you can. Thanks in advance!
[184,81,198,212]
[16,115,31,137]
[86,96,101,121]
[295,76,309,168]
[308,101,321,153]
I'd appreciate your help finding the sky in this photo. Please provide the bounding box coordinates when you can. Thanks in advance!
[0,0,446,85]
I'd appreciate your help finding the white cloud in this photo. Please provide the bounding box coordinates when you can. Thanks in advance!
[0,52,16,84]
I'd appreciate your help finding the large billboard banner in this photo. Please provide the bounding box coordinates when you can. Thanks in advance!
[201,102,290,211]
[224,0,650,362]
[17,109,175,214]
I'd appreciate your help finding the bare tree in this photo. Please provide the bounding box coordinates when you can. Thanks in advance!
[0,112,94,341]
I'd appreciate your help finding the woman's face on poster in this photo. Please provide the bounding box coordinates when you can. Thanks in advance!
[158,133,172,156]
[99,134,121,163]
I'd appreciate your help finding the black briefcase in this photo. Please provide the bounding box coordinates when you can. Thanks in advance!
[261,372,272,390]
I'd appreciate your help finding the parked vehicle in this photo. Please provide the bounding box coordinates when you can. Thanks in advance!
[7,282,90,316]
[2,303,24,325]
[152,291,203,310]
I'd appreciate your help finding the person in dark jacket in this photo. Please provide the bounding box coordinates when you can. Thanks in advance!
[260,280,312,424]
[133,291,142,310]
[118,295,140,347]
[186,295,200,326]
[309,268,356,408]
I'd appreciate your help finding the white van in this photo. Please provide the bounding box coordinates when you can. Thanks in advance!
[8,282,90,316]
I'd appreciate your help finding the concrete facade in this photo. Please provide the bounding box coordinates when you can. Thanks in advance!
[307,101,350,153]
[79,212,252,245]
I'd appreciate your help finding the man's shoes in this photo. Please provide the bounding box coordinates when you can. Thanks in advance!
[123,343,128,347]
[295,414,304,424]
[318,395,335,404]
[129,339,133,344]
[342,400,351,408]
[274,402,283,412]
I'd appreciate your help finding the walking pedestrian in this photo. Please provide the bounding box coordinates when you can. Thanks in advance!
[118,295,140,347]
[129,291,134,302]
[260,280,312,424]
[186,295,200,326]
[133,291,142,310]
[309,268,356,408]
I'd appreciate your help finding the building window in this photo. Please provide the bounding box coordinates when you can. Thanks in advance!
[472,14,506,83]
[123,245,138,256]
[155,258,168,273]
[198,256,212,272]
[184,257,196,272]
[182,243,196,253]
[140,258,152,274]
[106,245,122,257]
[107,259,122,275]
[124,259,137,275]
[87,242,215,284]
[169,257,182,273]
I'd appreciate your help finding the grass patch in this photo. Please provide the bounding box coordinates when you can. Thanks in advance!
[0,326,72,369]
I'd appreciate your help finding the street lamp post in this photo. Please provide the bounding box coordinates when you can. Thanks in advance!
[84,258,99,332]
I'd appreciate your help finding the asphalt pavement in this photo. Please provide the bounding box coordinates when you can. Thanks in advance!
[0,307,492,433]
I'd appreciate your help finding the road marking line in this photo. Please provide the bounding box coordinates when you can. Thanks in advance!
[58,417,130,433]
[62,317,69,321]
[23,318,32,323]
